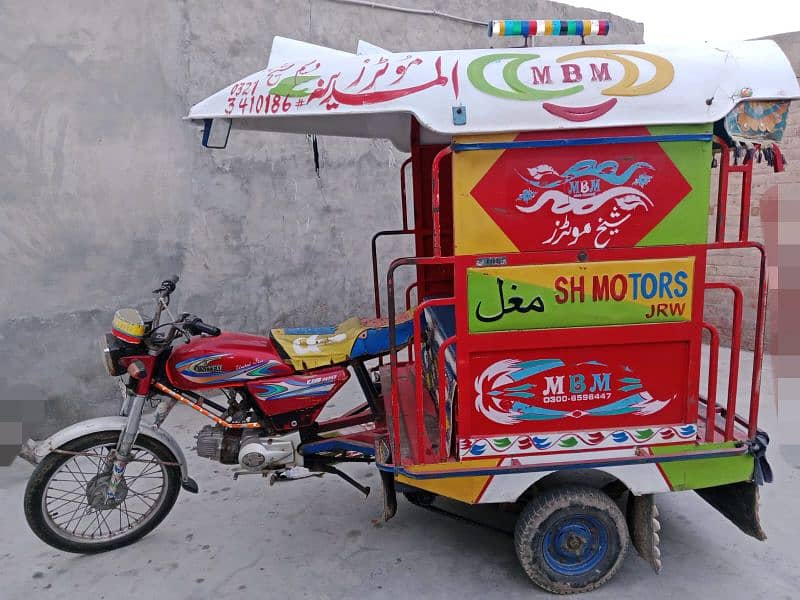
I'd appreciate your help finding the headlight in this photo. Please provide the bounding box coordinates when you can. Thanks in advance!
[101,333,136,376]
[102,337,116,375]
[111,308,146,344]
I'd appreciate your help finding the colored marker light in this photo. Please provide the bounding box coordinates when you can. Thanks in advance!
[489,19,610,37]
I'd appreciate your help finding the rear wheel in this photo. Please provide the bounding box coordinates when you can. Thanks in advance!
[514,485,628,594]
[24,431,181,553]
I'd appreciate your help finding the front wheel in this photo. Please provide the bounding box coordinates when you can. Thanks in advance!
[24,431,181,553]
[514,485,629,594]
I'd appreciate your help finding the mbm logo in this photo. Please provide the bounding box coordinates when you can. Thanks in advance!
[568,178,601,196]
[543,372,611,397]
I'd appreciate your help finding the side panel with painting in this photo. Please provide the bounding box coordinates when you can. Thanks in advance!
[468,257,694,333]
[452,126,711,255]
[468,342,690,440]
[247,367,350,431]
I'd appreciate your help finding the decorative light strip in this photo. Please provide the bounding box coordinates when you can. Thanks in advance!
[489,19,610,37]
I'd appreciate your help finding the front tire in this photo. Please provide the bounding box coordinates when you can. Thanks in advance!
[514,485,628,594]
[24,431,181,553]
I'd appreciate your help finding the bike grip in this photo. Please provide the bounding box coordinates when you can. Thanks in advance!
[190,318,220,337]
[197,322,221,336]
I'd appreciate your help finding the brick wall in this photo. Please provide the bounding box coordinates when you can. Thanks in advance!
[704,32,800,351]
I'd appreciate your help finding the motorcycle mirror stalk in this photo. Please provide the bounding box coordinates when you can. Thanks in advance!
[152,274,180,295]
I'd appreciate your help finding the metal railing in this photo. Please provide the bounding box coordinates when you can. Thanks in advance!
[386,256,454,463]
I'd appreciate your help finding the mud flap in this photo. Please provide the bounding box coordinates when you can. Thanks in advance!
[380,469,397,521]
[626,494,662,573]
[695,481,766,541]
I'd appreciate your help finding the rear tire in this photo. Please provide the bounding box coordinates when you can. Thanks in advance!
[514,485,628,594]
[24,431,181,553]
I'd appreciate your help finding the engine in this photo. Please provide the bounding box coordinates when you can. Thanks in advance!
[195,425,294,470]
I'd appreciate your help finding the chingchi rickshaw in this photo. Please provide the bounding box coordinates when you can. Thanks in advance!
[22,19,799,594]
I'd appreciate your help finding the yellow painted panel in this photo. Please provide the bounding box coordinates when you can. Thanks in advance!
[397,458,501,504]
[452,133,518,255]
[396,474,490,504]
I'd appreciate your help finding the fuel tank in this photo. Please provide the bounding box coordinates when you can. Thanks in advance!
[166,332,293,390]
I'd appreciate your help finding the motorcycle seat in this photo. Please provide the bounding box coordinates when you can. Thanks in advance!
[270,310,415,370]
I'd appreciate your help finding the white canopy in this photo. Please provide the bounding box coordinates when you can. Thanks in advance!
[187,36,799,151]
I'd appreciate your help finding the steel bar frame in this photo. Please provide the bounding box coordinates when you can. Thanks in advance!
[705,282,744,440]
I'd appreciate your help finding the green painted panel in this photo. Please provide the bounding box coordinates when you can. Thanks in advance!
[639,123,712,247]
[467,259,694,333]
[651,442,754,491]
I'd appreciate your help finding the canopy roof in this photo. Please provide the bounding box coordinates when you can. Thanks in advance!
[187,37,799,151]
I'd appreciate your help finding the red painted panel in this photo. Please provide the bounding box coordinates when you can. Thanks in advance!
[469,127,692,252]
[451,247,705,443]
[248,366,349,431]
[468,341,690,437]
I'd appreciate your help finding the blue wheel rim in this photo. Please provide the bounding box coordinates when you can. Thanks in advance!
[541,513,609,576]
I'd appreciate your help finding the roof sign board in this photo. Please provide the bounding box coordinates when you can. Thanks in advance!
[188,37,799,150]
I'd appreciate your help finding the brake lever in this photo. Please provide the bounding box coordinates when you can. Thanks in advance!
[175,325,191,344]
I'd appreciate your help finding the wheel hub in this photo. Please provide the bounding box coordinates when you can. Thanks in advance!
[85,473,128,510]
[542,514,608,576]
[565,532,584,552]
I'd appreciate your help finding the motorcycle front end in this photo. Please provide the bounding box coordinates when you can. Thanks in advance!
[21,276,198,553]
[20,275,363,554]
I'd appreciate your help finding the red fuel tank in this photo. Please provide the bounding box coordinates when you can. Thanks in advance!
[166,332,293,390]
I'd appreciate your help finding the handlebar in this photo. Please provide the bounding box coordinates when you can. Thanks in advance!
[184,316,221,337]
[151,275,180,331]
[148,276,221,340]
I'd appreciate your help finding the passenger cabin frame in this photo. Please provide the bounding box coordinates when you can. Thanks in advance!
[187,34,797,511]
[377,120,770,471]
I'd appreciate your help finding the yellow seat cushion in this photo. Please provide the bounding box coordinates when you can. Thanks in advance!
[271,311,414,370]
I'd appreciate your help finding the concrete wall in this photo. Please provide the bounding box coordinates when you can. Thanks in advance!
[704,31,800,351]
[0,1,644,437]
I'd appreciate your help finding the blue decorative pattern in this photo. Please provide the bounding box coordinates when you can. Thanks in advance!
[255,379,337,400]
[350,318,414,358]
[453,134,712,153]
[176,354,281,384]
[462,424,698,457]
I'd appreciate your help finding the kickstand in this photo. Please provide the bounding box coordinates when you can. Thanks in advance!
[318,464,371,497]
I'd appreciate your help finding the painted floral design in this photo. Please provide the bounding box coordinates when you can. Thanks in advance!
[461,424,696,457]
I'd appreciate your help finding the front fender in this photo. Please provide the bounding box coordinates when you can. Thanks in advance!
[27,416,190,483]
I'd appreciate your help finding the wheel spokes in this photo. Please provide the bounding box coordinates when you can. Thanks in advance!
[43,443,168,542]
